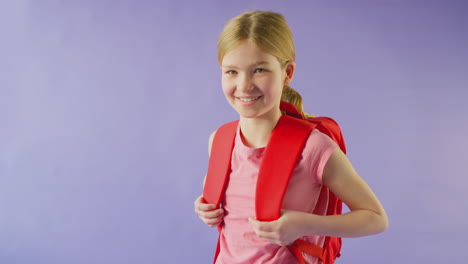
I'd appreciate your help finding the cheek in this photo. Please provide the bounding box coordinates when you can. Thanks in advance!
[261,77,283,97]
[221,77,235,96]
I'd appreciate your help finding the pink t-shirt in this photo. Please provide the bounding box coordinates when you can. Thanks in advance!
[215,125,338,264]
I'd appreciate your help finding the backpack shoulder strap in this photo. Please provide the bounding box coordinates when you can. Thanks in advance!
[307,117,345,264]
[280,100,346,154]
[203,121,238,264]
[203,120,238,208]
[256,115,316,221]
[280,101,345,264]
[308,116,346,154]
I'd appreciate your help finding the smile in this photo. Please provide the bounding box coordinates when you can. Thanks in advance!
[237,96,262,102]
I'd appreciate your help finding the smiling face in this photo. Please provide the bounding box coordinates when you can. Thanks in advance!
[221,41,294,121]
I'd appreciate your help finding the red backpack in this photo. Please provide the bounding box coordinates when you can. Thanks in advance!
[203,101,346,264]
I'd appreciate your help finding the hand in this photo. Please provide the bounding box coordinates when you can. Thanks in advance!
[248,210,304,246]
[194,195,225,227]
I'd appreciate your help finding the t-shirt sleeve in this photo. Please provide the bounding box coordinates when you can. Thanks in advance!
[303,129,339,184]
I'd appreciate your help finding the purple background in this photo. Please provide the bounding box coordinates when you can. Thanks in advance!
[1,1,467,263]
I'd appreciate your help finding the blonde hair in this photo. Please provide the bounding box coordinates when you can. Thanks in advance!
[218,10,313,118]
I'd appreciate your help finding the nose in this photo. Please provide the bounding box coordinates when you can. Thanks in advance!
[237,74,254,93]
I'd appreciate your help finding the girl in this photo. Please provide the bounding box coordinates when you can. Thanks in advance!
[194,11,388,264]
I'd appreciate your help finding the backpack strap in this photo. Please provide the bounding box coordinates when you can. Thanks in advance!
[253,114,328,263]
[280,100,346,154]
[202,121,238,264]
[308,117,346,154]
[280,101,344,264]
[280,100,304,119]
[288,239,325,264]
[255,115,315,221]
[256,115,331,263]
[203,120,238,208]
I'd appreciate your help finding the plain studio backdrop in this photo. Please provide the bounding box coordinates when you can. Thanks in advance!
[1,0,467,263]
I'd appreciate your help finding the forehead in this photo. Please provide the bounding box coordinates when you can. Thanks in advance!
[221,41,279,67]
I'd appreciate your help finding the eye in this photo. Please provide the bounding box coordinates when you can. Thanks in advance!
[225,70,237,75]
[254,68,266,73]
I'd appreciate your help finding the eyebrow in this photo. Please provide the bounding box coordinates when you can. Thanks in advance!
[221,61,270,69]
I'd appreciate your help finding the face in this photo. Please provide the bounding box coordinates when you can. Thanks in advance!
[220,41,294,120]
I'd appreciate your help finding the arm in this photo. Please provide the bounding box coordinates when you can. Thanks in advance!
[297,147,388,237]
[249,148,388,245]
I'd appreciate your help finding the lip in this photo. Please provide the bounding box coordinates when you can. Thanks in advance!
[235,95,262,105]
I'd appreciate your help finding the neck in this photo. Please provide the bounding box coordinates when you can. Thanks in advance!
[239,109,282,148]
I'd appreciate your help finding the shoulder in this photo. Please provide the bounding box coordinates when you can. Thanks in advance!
[208,130,217,157]
[305,129,338,150]
[208,120,240,156]
[302,129,339,179]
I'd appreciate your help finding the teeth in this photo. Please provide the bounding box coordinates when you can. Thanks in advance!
[238,96,260,102]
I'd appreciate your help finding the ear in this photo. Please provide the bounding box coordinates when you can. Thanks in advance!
[284,61,296,85]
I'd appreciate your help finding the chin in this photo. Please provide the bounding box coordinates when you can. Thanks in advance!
[237,109,271,120]
[236,111,257,119]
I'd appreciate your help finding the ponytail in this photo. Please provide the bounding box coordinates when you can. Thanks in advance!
[281,85,314,118]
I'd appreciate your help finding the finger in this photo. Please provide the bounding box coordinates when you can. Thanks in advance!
[248,227,280,245]
[248,218,268,237]
[197,201,217,212]
[208,222,221,228]
[248,217,258,228]
[194,195,204,206]
[206,217,224,227]
[194,195,215,208]
[249,223,292,246]
[198,208,224,219]
[202,215,224,227]
[248,217,276,232]
[194,195,206,207]
[249,226,273,242]
[194,195,203,213]
[249,218,285,245]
